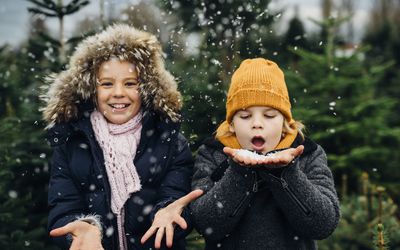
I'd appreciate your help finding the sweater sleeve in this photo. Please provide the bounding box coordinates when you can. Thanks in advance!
[190,145,258,241]
[261,145,340,240]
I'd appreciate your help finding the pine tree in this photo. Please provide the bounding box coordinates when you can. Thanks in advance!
[157,0,283,148]
[282,11,309,62]
[361,0,400,208]
[27,0,90,64]
[0,45,56,248]
[318,174,400,249]
[284,17,400,194]
[0,1,92,248]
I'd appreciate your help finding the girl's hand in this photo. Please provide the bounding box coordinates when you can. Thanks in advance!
[223,145,304,167]
[141,189,203,249]
[50,220,104,250]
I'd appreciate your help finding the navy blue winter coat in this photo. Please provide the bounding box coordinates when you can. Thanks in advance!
[42,25,195,250]
[47,108,194,250]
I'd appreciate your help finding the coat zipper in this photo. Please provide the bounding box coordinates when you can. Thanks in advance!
[280,178,311,216]
[72,121,118,248]
[230,172,258,217]
[252,172,259,192]
[269,173,311,216]
[87,136,117,248]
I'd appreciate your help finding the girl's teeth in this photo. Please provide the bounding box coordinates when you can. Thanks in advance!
[112,104,125,108]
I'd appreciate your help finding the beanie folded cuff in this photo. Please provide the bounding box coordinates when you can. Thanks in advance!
[226,89,292,123]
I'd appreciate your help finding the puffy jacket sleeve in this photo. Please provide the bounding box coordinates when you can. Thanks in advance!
[150,133,194,239]
[190,145,258,241]
[261,145,340,240]
[48,144,87,249]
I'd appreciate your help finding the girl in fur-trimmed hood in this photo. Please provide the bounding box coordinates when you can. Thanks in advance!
[42,24,181,127]
[42,24,202,250]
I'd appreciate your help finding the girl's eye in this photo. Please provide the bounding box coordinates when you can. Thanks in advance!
[239,114,250,119]
[100,82,113,87]
[264,114,276,118]
[125,81,138,87]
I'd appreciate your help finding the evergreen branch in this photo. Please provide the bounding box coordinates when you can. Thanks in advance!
[64,5,82,15]
[65,0,90,15]
[69,0,82,5]
[42,0,56,8]
[65,0,90,10]
[26,0,56,11]
[73,0,89,5]
[66,30,95,44]
[65,36,83,44]
[38,32,61,47]
[0,45,7,54]
[29,40,49,51]
[80,0,91,7]
[54,6,64,17]
[27,7,57,17]
[373,223,390,250]
[309,15,352,29]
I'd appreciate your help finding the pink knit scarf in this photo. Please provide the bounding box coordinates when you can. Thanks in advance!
[90,110,142,250]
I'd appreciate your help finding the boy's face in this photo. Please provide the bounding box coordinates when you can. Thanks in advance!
[96,59,142,124]
[229,106,284,154]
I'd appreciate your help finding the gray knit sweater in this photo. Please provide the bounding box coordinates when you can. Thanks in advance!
[190,137,340,250]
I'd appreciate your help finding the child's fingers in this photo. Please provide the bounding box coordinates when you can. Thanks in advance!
[154,227,165,249]
[293,145,304,157]
[241,156,250,165]
[244,156,257,165]
[259,156,273,165]
[165,224,174,248]
[249,157,259,165]
[233,153,258,166]
[174,216,188,230]
[260,153,290,166]
[49,228,65,237]
[69,238,81,250]
[270,158,284,165]
[141,226,157,244]
[223,147,236,157]
[176,189,203,207]
[49,224,73,237]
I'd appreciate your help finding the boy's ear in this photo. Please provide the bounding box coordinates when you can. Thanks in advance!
[229,122,235,133]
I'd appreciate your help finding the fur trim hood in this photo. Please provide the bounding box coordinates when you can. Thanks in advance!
[41,24,182,128]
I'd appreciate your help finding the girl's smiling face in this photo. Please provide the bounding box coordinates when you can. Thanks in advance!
[229,106,284,154]
[96,59,142,124]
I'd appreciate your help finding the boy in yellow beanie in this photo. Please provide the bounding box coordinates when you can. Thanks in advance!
[190,58,340,249]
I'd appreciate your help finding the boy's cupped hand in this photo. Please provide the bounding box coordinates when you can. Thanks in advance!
[223,145,304,167]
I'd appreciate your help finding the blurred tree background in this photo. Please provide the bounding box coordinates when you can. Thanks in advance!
[0,0,399,249]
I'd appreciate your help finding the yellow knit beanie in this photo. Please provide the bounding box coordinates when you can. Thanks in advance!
[216,58,298,150]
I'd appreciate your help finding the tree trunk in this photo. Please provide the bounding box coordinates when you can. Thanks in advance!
[58,0,65,63]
